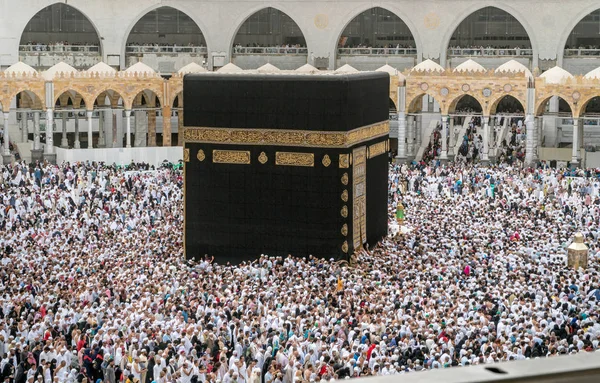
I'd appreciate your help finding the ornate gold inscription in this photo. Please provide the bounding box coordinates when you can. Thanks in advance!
[197,149,205,162]
[183,148,190,162]
[341,205,348,218]
[341,224,348,236]
[212,150,251,164]
[275,152,314,167]
[322,154,331,167]
[339,154,350,168]
[342,241,349,253]
[341,190,348,202]
[341,173,349,186]
[258,152,268,164]
[368,141,387,159]
[184,122,389,148]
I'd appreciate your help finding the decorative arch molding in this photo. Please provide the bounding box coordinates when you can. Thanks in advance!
[534,94,575,117]
[406,91,447,114]
[440,2,539,63]
[121,3,212,60]
[331,4,422,61]
[447,94,485,114]
[557,5,600,60]
[18,2,104,56]
[227,5,310,55]
[488,94,526,115]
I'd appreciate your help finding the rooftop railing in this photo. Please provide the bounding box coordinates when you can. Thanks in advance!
[338,47,417,56]
[564,48,600,57]
[126,45,207,54]
[447,47,533,57]
[232,46,308,55]
[19,45,100,53]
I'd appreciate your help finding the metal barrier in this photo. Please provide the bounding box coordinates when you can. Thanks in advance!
[19,45,100,53]
[359,352,600,383]
[564,49,600,57]
[338,47,417,56]
[126,45,208,54]
[232,47,308,55]
[447,48,533,57]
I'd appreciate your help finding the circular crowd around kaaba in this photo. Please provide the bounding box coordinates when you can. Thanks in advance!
[0,160,599,383]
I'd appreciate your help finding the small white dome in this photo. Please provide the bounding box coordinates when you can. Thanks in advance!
[217,63,243,73]
[539,66,573,84]
[87,62,117,74]
[125,62,156,75]
[296,63,318,73]
[178,62,207,74]
[584,66,600,80]
[42,62,78,80]
[411,59,444,73]
[257,63,280,73]
[335,64,359,73]
[4,62,37,75]
[495,60,532,78]
[376,64,406,81]
[453,59,486,73]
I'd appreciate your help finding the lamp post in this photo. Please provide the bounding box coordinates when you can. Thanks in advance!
[567,233,588,269]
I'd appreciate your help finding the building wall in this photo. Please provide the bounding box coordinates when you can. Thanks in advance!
[3,0,600,70]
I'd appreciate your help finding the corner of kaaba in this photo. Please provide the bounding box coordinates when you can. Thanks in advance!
[182,71,390,264]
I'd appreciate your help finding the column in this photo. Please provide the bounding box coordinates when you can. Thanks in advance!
[98,110,105,148]
[148,109,156,147]
[60,111,68,148]
[396,112,407,160]
[2,112,10,155]
[406,116,415,157]
[125,110,132,148]
[448,117,455,158]
[162,106,172,146]
[177,110,184,146]
[45,109,54,154]
[482,116,490,162]
[572,118,579,167]
[87,111,93,149]
[74,113,80,149]
[524,114,535,165]
[20,111,28,143]
[440,115,448,160]
[415,114,422,152]
[33,111,41,150]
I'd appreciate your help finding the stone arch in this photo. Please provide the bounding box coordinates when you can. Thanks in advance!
[6,87,45,111]
[448,94,485,114]
[331,5,421,61]
[14,91,43,110]
[122,4,211,59]
[577,94,600,118]
[19,2,103,54]
[558,6,600,59]
[389,98,397,112]
[230,6,307,51]
[441,3,537,63]
[489,94,526,114]
[131,89,162,108]
[172,92,183,109]
[91,89,125,109]
[54,90,87,110]
[407,92,446,114]
[535,95,574,117]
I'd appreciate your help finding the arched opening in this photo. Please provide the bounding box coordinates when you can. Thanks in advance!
[406,94,445,163]
[451,95,483,114]
[173,92,184,146]
[126,7,207,71]
[537,96,573,149]
[338,7,416,56]
[564,10,600,57]
[20,3,101,69]
[93,90,125,149]
[54,90,87,148]
[580,96,600,150]
[131,90,164,147]
[12,92,44,150]
[448,7,532,58]
[494,95,525,114]
[232,8,307,56]
[489,95,525,156]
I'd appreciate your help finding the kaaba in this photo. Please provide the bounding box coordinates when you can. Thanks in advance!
[183,71,390,264]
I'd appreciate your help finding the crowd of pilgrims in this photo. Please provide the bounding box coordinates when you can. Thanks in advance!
[0,159,599,383]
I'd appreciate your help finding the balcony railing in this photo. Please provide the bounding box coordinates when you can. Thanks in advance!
[337,47,417,56]
[233,47,308,55]
[447,48,533,57]
[19,45,100,53]
[126,46,207,55]
[564,48,600,57]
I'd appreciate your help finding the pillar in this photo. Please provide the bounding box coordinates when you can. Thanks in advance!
[162,106,172,146]
[148,109,156,147]
[74,113,80,149]
[87,111,93,149]
[177,110,184,146]
[572,118,579,167]
[440,115,448,160]
[98,110,105,148]
[396,112,407,160]
[407,116,415,157]
[482,116,490,163]
[44,109,56,163]
[524,114,535,166]
[415,114,422,151]
[2,112,10,155]
[33,111,41,150]
[60,111,68,148]
[20,111,28,143]
[448,117,455,158]
[125,110,132,148]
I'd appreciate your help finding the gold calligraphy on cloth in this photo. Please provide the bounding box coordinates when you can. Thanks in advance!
[275,152,315,167]
[212,150,251,164]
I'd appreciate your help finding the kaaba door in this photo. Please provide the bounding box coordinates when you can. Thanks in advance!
[352,146,367,249]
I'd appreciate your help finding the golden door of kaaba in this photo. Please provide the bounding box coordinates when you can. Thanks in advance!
[352,146,367,249]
